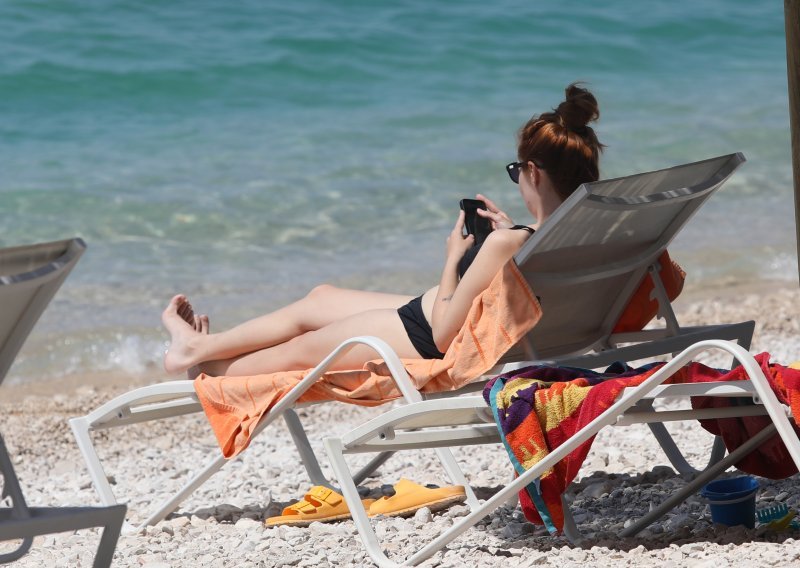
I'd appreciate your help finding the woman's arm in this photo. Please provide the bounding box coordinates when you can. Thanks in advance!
[431,212,473,337]
[431,227,526,353]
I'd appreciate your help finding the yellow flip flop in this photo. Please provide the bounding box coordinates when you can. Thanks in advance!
[368,478,467,518]
[265,486,375,527]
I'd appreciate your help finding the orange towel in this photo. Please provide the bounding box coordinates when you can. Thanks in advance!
[194,261,542,458]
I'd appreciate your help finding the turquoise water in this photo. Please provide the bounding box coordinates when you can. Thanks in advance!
[0,0,795,382]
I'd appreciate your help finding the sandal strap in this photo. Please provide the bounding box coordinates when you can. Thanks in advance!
[305,486,343,507]
[281,486,343,515]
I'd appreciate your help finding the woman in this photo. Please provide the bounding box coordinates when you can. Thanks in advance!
[162,83,603,378]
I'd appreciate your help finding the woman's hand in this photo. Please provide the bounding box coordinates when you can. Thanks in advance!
[475,193,514,229]
[446,210,475,261]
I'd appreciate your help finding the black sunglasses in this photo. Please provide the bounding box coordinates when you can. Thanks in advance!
[505,160,542,184]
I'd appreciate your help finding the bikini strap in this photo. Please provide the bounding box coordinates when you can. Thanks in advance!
[510,224,535,234]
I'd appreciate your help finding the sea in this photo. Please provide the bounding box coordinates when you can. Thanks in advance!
[0,0,795,384]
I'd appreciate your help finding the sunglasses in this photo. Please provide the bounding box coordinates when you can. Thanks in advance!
[505,160,542,184]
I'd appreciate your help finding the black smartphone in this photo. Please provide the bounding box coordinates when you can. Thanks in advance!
[459,198,493,244]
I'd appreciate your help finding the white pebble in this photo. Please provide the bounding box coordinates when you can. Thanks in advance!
[414,506,433,523]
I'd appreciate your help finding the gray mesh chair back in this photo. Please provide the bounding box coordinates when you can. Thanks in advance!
[0,238,86,384]
[501,153,747,366]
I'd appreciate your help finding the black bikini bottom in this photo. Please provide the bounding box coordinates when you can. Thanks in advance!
[397,296,446,360]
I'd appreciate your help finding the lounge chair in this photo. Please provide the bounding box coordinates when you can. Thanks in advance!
[70,153,753,531]
[325,339,800,567]
[320,151,784,566]
[0,238,126,567]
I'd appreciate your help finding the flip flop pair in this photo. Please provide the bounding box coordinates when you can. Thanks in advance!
[265,479,467,527]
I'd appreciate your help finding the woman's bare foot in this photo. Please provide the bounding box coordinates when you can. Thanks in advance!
[178,298,195,326]
[186,315,210,379]
[193,314,210,334]
[162,295,204,374]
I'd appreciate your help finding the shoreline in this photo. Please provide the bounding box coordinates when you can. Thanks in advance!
[678,276,797,305]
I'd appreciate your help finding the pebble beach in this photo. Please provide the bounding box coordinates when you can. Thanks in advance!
[2,283,800,567]
[2,2,797,566]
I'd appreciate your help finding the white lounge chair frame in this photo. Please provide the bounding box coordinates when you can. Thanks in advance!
[70,336,464,530]
[325,340,800,567]
[71,154,752,531]
[0,238,126,567]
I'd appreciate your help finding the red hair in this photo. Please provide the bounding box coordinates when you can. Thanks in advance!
[517,83,604,200]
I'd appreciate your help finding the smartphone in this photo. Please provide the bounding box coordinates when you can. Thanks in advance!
[459,198,493,244]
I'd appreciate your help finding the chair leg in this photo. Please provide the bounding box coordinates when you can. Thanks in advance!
[433,448,479,507]
[139,453,227,529]
[0,436,30,515]
[0,432,127,567]
[647,422,698,474]
[91,504,127,568]
[69,417,119,507]
[0,505,127,568]
[0,434,34,563]
[0,537,32,564]
[352,451,394,486]
[324,437,482,567]
[71,410,229,531]
[619,422,778,537]
[560,495,584,545]
[707,435,726,466]
[284,408,396,490]
[324,438,397,568]
[648,328,751,476]
[647,413,726,475]
[283,409,331,487]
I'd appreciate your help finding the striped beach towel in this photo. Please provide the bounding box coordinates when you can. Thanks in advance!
[483,354,800,534]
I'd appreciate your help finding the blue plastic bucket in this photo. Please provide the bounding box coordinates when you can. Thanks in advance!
[701,476,758,528]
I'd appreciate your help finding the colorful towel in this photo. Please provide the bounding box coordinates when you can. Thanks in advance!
[483,354,800,534]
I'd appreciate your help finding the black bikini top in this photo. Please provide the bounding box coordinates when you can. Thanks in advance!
[457,225,535,279]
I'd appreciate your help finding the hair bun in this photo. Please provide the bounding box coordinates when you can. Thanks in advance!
[555,82,600,133]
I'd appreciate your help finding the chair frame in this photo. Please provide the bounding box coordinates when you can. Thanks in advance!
[0,238,127,567]
[324,340,800,567]
[69,263,753,531]
[70,153,753,533]
[0,434,126,567]
[70,336,467,530]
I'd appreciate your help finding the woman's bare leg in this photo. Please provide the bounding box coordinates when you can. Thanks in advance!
[163,286,415,374]
[199,308,421,377]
